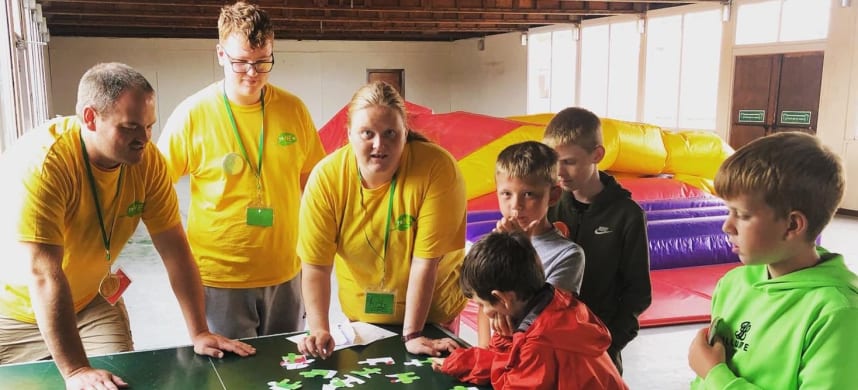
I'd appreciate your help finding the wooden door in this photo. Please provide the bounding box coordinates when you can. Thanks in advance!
[729,52,823,150]
[367,69,404,98]
[772,53,823,135]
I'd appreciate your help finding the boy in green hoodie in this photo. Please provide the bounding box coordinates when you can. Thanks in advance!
[688,131,858,389]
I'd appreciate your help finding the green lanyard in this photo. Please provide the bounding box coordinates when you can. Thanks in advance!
[359,168,397,262]
[222,87,265,178]
[79,131,125,261]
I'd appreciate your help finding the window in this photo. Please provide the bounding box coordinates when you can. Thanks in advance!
[735,0,831,45]
[643,16,682,127]
[527,27,577,114]
[580,21,640,121]
[606,21,640,121]
[677,10,722,129]
[0,1,17,153]
[580,24,610,116]
[643,9,722,130]
[3,1,50,143]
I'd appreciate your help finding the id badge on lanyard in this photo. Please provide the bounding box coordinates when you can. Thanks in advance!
[364,290,396,315]
[222,88,274,227]
[99,267,132,306]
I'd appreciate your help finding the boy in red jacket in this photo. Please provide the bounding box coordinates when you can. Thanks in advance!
[433,231,627,389]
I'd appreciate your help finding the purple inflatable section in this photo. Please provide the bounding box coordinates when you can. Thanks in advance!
[467,210,503,223]
[466,220,496,242]
[638,197,725,211]
[645,206,728,221]
[465,215,737,270]
[647,216,737,270]
[465,198,738,270]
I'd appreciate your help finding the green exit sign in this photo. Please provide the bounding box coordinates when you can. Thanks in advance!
[780,111,812,126]
[738,110,765,123]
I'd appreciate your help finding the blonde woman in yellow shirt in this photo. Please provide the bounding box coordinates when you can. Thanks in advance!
[297,81,467,358]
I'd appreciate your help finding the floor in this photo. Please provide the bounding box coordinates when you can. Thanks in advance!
[119,178,858,389]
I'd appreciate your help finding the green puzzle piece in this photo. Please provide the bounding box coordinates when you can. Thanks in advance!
[270,378,302,389]
[389,372,421,384]
[282,353,303,363]
[299,369,335,378]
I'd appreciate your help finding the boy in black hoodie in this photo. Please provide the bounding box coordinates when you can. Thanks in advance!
[542,107,652,374]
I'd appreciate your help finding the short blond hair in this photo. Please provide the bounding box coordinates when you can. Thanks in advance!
[218,1,273,48]
[495,141,558,187]
[714,131,844,241]
[542,107,603,151]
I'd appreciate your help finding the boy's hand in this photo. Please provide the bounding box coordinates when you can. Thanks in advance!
[490,314,514,338]
[688,327,726,378]
[431,357,446,373]
[494,210,539,236]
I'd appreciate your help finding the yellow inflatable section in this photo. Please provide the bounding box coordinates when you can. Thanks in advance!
[464,114,733,198]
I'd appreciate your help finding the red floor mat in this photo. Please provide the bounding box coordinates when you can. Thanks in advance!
[640,263,740,327]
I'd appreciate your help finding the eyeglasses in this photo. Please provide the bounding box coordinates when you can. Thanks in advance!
[222,50,275,73]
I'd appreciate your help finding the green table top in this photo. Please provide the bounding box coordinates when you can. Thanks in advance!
[0,325,489,390]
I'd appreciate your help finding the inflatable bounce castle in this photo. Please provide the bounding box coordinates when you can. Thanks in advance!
[320,102,740,328]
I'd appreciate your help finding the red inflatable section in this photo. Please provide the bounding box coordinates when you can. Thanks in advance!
[410,113,527,159]
[319,103,525,161]
[618,177,706,201]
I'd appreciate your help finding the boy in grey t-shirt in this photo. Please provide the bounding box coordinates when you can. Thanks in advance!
[476,141,586,347]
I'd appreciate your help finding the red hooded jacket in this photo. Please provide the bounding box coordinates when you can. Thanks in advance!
[442,286,628,389]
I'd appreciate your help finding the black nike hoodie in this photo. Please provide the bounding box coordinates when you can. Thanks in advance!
[548,172,652,357]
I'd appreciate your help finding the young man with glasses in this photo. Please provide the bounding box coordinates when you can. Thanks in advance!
[158,1,325,339]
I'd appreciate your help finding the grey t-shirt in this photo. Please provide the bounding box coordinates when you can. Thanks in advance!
[531,228,585,294]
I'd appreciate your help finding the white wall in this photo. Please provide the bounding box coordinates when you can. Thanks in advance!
[817,3,858,210]
[450,33,528,117]
[47,35,527,142]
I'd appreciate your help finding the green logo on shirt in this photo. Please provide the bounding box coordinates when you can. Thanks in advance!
[395,214,415,231]
[125,201,145,217]
[278,132,297,146]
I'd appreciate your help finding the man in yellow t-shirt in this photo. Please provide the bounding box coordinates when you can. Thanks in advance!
[157,2,324,338]
[0,63,254,389]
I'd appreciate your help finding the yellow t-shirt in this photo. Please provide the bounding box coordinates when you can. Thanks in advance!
[298,141,468,324]
[0,116,181,323]
[158,82,325,288]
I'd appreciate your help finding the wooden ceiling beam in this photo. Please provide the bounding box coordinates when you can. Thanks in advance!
[47,27,478,41]
[44,16,530,33]
[43,10,579,25]
[40,0,637,16]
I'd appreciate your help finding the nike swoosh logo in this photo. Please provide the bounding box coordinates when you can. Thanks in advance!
[594,227,613,235]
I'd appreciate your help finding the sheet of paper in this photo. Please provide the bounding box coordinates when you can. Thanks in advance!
[287,322,397,352]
